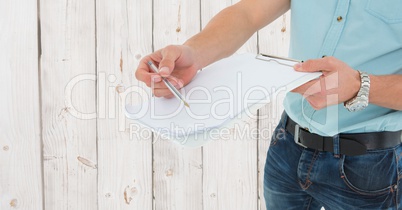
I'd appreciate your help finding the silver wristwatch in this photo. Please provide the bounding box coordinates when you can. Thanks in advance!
[344,71,370,112]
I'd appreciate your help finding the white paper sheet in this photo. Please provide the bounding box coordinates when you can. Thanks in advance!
[125,53,321,147]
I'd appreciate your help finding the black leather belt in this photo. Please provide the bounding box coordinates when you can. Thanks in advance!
[285,116,402,156]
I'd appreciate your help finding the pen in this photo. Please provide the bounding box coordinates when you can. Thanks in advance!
[147,61,190,107]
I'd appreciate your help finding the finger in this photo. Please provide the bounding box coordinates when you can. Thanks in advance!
[158,45,181,77]
[153,88,177,98]
[150,76,184,89]
[135,57,153,82]
[151,74,162,83]
[294,56,338,73]
[293,76,341,101]
[151,78,183,97]
[305,92,340,110]
[135,57,163,85]
[305,95,327,110]
[303,80,322,97]
[301,73,339,93]
[153,89,174,98]
[140,73,162,87]
[319,75,326,95]
[291,78,321,96]
[302,76,335,96]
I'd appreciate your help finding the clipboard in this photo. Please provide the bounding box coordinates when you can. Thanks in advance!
[256,53,301,67]
[125,53,321,148]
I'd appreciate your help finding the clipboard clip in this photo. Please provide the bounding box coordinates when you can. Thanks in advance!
[255,53,301,67]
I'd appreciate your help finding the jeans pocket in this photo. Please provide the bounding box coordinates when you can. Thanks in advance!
[366,0,402,24]
[339,148,398,196]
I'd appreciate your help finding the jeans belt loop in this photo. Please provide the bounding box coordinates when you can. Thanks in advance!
[333,134,340,158]
[294,124,307,148]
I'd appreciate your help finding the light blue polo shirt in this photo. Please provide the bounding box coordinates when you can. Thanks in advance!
[284,0,402,136]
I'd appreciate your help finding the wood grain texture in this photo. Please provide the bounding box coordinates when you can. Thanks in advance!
[202,116,258,210]
[0,1,43,209]
[201,1,258,209]
[152,0,203,210]
[257,12,291,210]
[258,12,291,57]
[40,0,97,209]
[1,1,294,209]
[96,0,153,209]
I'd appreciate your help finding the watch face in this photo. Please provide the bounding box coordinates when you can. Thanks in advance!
[348,100,368,112]
[345,71,370,112]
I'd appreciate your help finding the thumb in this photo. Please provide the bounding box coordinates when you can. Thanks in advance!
[158,46,180,77]
[294,57,333,73]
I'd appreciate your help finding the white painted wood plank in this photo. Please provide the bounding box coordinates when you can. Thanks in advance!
[40,0,97,209]
[0,1,43,209]
[96,0,153,209]
[201,1,258,210]
[153,0,203,209]
[258,13,291,57]
[202,116,258,210]
[257,12,291,210]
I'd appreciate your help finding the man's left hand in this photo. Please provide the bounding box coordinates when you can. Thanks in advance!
[291,56,361,110]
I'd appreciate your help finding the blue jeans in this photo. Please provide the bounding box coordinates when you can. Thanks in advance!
[264,113,402,210]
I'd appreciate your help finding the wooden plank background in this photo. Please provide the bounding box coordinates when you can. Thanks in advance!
[0,0,43,209]
[0,0,290,209]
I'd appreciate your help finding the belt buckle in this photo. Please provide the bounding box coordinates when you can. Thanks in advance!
[294,124,307,148]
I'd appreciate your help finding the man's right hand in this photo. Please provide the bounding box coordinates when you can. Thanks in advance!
[135,45,200,98]
[135,0,290,98]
